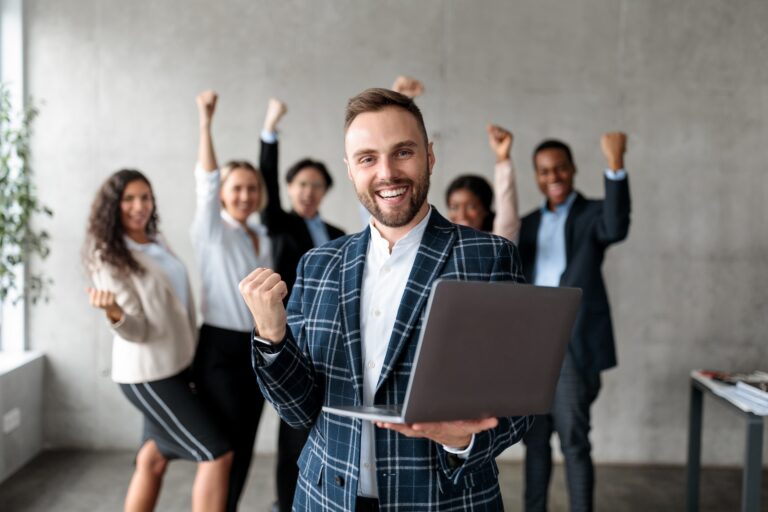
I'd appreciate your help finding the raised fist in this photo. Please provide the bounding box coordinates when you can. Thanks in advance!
[87,287,123,323]
[263,98,288,134]
[238,268,288,343]
[196,90,218,124]
[487,124,513,162]
[601,132,627,171]
[391,76,424,99]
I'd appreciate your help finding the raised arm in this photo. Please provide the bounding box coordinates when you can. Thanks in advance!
[87,266,148,342]
[196,90,219,172]
[488,124,521,243]
[391,75,424,99]
[240,265,321,428]
[259,98,288,230]
[596,131,631,244]
[601,131,626,172]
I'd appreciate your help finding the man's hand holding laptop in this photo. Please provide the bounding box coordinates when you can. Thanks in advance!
[375,418,499,450]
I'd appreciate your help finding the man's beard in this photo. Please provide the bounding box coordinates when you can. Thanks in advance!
[357,167,430,228]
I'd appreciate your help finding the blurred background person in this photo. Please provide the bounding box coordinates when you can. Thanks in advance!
[191,91,272,511]
[85,169,233,512]
[518,133,631,512]
[257,98,345,512]
[445,123,521,241]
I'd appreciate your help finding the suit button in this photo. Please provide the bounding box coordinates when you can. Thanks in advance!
[334,475,345,487]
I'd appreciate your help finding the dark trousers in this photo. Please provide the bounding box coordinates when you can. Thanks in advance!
[276,419,310,511]
[193,324,266,512]
[523,353,601,512]
[355,496,380,511]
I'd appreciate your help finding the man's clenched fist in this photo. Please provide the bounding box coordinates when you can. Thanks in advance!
[238,268,288,343]
[601,132,627,171]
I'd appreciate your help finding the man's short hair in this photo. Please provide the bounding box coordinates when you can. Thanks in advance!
[532,139,574,168]
[286,158,334,190]
[344,88,429,145]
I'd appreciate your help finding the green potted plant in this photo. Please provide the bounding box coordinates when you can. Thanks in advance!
[0,84,52,307]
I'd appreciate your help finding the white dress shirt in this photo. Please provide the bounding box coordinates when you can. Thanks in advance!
[357,209,431,497]
[191,164,273,332]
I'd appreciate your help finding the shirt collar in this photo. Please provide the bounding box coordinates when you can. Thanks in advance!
[304,214,323,227]
[220,208,262,232]
[540,191,578,215]
[368,206,432,256]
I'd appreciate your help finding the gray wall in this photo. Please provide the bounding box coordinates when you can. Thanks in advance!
[26,0,768,465]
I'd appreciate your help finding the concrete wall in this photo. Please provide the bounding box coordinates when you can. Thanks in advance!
[25,0,768,465]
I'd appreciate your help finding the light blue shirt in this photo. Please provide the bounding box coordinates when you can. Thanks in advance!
[305,215,330,247]
[533,169,627,287]
[125,237,189,309]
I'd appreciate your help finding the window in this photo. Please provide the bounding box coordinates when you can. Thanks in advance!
[0,0,26,352]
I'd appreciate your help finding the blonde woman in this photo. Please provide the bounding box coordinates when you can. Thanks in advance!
[191,90,273,511]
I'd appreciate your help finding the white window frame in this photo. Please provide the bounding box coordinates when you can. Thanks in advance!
[0,0,27,353]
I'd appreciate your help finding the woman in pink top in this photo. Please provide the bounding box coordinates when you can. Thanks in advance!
[446,124,521,241]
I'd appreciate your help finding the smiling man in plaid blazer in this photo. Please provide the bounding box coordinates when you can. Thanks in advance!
[240,88,533,511]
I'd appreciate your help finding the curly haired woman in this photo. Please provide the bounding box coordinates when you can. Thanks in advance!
[84,169,232,512]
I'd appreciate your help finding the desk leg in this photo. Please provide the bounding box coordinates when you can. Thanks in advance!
[741,415,763,512]
[687,384,703,512]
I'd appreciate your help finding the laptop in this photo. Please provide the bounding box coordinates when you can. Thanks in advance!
[322,280,581,423]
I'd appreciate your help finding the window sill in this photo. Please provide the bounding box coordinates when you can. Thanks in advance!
[0,351,44,375]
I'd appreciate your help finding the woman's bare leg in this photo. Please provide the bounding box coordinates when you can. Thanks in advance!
[125,440,168,512]
[192,451,234,512]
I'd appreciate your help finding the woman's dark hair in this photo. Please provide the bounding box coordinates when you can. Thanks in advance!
[445,174,495,232]
[84,169,158,274]
[286,158,334,189]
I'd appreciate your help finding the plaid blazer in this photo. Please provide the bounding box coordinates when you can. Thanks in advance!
[253,208,533,511]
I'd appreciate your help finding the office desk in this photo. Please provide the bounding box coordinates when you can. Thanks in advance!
[687,371,766,512]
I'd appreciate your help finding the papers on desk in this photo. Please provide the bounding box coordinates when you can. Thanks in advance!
[692,370,768,416]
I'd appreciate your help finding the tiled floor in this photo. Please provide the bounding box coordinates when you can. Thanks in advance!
[0,450,765,511]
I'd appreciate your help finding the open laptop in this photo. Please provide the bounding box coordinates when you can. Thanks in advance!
[322,280,581,423]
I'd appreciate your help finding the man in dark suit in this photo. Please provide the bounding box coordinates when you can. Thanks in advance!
[258,99,345,512]
[517,133,631,512]
[240,88,532,511]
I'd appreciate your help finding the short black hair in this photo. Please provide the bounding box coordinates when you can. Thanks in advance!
[532,139,574,168]
[286,158,333,189]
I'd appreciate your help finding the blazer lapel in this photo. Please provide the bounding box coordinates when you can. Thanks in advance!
[376,209,456,391]
[338,229,370,405]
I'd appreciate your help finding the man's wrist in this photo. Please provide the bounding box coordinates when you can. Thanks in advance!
[252,329,285,353]
[253,327,286,345]
[443,434,475,459]
[607,157,624,171]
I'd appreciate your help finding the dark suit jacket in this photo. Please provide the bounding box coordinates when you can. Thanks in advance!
[517,176,631,374]
[252,209,532,511]
[259,140,345,294]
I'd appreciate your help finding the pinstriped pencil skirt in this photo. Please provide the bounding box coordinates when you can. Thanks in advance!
[119,368,230,462]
